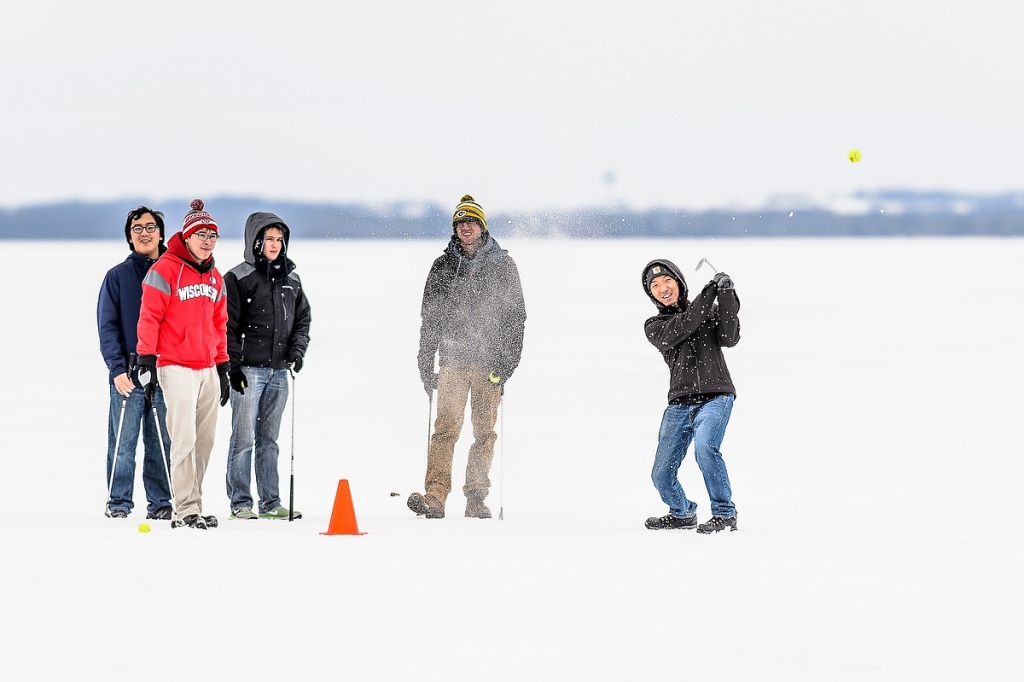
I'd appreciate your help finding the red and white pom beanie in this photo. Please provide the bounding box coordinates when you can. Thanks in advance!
[182,199,218,239]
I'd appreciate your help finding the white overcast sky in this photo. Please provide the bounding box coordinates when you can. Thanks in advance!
[2,1,1022,212]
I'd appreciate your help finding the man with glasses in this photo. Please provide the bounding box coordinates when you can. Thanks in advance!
[97,206,173,520]
[137,199,231,530]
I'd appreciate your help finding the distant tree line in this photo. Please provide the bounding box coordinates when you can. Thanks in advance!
[2,191,1022,239]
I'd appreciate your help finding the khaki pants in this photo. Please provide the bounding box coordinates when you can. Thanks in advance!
[425,366,502,505]
[158,365,220,520]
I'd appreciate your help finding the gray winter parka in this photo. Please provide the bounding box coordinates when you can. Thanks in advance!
[418,233,526,383]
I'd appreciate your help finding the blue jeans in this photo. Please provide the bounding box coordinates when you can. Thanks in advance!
[106,384,172,514]
[651,395,736,519]
[225,367,289,513]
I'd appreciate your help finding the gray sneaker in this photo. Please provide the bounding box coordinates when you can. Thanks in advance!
[231,509,259,520]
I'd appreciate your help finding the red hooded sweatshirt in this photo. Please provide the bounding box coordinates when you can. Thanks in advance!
[137,232,229,370]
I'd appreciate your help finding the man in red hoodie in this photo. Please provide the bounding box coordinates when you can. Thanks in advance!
[137,199,230,530]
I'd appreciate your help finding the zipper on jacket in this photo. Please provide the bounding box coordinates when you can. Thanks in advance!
[691,339,702,393]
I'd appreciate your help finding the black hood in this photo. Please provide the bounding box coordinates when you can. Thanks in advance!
[642,259,688,309]
[243,212,290,264]
[244,211,295,279]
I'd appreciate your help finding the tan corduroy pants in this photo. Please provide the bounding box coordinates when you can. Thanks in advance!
[158,365,220,520]
[425,366,502,506]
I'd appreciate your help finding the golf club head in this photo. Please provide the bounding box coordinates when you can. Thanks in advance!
[696,257,719,274]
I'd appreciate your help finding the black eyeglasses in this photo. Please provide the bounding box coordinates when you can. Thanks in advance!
[131,224,159,234]
[193,231,219,242]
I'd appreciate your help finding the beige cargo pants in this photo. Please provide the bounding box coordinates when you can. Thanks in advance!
[158,365,220,521]
[425,366,502,506]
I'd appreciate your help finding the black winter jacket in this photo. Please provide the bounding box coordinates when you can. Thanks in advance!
[225,212,311,371]
[418,233,526,382]
[643,259,740,404]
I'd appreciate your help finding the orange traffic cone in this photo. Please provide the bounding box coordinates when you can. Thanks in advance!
[321,479,367,536]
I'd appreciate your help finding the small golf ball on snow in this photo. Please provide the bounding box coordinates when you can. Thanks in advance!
[138,522,151,533]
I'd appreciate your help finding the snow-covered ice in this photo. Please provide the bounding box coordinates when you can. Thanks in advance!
[2,237,1021,680]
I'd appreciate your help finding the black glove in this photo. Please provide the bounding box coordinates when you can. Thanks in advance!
[217,363,231,406]
[287,352,304,374]
[229,368,247,394]
[137,354,158,402]
[422,371,438,396]
[713,272,734,291]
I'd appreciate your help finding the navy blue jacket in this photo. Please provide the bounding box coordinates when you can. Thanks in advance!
[98,251,160,384]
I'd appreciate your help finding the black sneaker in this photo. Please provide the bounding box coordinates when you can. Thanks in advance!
[696,515,738,534]
[172,514,208,530]
[645,514,697,530]
[146,507,173,521]
[407,492,444,519]
[105,509,129,519]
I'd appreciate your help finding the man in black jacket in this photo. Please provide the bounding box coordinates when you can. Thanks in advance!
[224,212,312,520]
[408,195,526,519]
[642,259,741,533]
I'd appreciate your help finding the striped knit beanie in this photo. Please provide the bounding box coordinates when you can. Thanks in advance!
[451,194,487,232]
[182,199,218,239]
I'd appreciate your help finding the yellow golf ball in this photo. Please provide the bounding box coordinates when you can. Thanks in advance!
[138,522,151,533]
[848,149,862,163]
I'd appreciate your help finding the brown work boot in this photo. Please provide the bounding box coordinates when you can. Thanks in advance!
[407,492,445,519]
[465,496,492,519]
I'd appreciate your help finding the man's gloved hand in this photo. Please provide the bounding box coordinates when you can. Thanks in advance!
[229,368,247,395]
[287,352,304,374]
[218,363,231,406]
[422,371,438,396]
[713,272,734,291]
[137,354,158,402]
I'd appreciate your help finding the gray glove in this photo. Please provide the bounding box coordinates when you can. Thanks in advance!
[713,272,734,291]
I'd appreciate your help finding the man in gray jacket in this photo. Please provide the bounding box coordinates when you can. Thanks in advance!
[408,195,526,520]
[224,212,312,520]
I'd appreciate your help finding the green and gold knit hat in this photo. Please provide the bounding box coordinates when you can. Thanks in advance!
[451,194,487,232]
